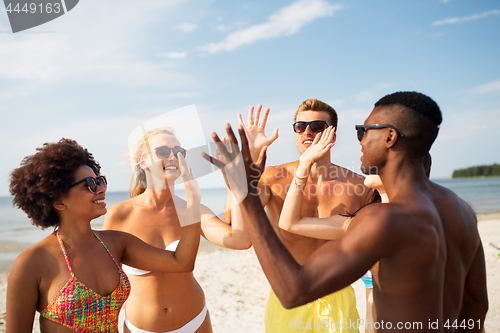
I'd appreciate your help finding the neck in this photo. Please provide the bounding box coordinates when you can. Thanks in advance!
[143,187,176,209]
[56,217,94,244]
[379,154,429,201]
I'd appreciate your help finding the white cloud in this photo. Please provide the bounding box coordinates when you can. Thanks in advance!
[162,51,188,59]
[432,9,500,26]
[470,80,500,94]
[0,0,195,87]
[176,23,197,32]
[201,0,344,54]
[215,24,234,32]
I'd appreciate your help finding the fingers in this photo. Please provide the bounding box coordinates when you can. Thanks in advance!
[238,125,252,163]
[269,128,279,143]
[246,104,268,127]
[237,113,245,128]
[200,151,225,169]
[224,123,239,149]
[177,152,188,176]
[247,106,254,126]
[254,104,262,126]
[313,131,322,144]
[260,107,271,128]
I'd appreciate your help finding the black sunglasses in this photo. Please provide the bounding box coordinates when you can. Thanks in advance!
[69,175,107,193]
[154,146,187,159]
[355,124,405,142]
[293,121,330,133]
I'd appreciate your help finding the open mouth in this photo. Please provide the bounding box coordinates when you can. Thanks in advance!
[164,166,179,170]
[93,199,105,204]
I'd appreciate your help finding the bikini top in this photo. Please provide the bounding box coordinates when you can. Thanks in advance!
[122,240,180,276]
[40,232,131,333]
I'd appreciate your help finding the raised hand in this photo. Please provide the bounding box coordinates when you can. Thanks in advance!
[299,126,336,167]
[238,105,278,161]
[201,123,267,202]
[178,152,201,202]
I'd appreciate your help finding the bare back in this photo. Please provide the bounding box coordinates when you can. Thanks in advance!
[347,180,485,331]
[428,182,485,327]
[260,160,371,264]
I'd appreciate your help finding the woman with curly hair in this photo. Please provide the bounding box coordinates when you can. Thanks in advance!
[6,138,202,333]
[104,126,251,333]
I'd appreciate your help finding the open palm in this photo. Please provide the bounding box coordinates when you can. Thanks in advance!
[238,104,278,161]
[299,126,336,166]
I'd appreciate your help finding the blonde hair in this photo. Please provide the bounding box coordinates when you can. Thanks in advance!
[294,98,338,131]
[129,127,177,197]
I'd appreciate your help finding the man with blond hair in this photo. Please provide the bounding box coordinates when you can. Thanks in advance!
[225,99,373,332]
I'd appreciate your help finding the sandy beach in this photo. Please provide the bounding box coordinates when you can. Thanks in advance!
[0,214,498,332]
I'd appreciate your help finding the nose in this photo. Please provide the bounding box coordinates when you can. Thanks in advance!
[96,182,106,194]
[303,124,314,135]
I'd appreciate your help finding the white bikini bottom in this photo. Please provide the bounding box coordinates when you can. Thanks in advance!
[124,303,208,333]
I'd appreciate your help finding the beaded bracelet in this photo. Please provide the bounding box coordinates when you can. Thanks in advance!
[293,172,308,187]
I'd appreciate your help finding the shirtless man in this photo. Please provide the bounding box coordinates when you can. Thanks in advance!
[209,92,488,332]
[225,100,373,332]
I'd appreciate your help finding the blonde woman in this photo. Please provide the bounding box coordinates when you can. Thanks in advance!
[104,127,250,333]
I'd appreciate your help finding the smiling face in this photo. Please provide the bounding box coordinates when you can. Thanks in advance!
[295,110,332,155]
[58,165,107,221]
[141,134,183,184]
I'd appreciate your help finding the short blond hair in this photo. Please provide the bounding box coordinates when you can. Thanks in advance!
[294,98,338,131]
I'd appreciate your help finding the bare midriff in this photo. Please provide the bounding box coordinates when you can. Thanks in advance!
[125,271,205,332]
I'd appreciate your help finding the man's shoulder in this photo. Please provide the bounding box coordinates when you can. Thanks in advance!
[262,162,297,181]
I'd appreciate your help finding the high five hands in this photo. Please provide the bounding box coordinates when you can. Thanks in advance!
[201,124,267,203]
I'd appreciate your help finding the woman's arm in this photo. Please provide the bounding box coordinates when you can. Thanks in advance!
[200,137,251,249]
[6,248,41,333]
[120,152,202,273]
[278,127,349,240]
[200,195,251,250]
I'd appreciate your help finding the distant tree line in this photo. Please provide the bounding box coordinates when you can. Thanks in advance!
[452,163,500,178]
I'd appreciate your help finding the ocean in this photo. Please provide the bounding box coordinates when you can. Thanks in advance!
[1,178,499,247]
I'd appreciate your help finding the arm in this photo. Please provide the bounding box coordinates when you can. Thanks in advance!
[120,152,202,273]
[201,122,274,248]
[6,249,40,333]
[278,127,348,239]
[457,240,488,333]
[222,105,277,224]
[203,124,387,308]
[200,201,251,250]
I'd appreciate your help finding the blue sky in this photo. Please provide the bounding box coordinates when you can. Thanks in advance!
[0,0,499,196]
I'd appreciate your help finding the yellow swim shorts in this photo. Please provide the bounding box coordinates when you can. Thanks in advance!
[265,286,360,333]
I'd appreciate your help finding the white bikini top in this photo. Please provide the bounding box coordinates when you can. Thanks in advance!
[122,240,180,276]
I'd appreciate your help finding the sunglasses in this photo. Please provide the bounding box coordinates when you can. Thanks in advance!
[292,121,330,133]
[355,124,405,142]
[154,146,187,159]
[69,176,107,193]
